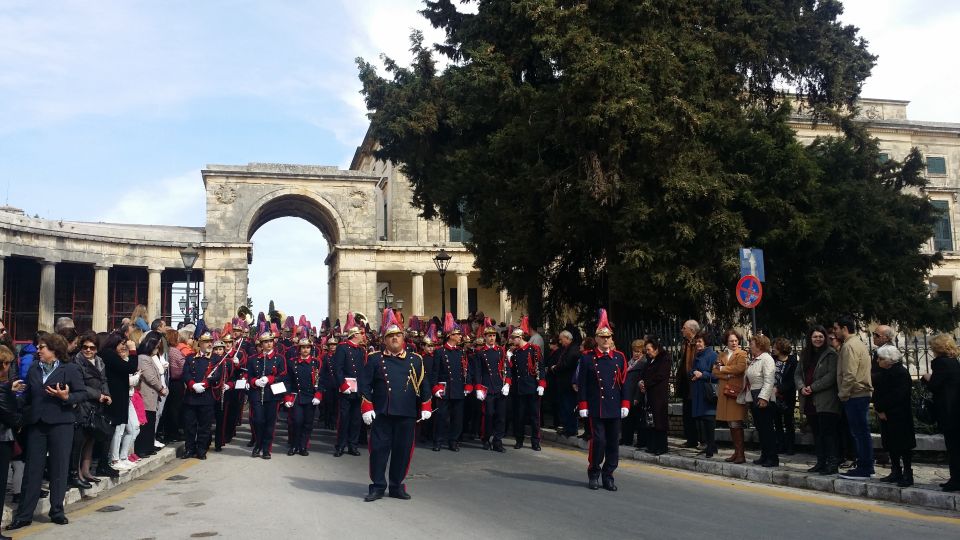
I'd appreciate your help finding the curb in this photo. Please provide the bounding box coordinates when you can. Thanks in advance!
[2,445,181,523]
[540,430,959,512]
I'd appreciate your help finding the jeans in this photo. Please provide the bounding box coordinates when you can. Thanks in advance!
[842,396,874,473]
[110,401,140,462]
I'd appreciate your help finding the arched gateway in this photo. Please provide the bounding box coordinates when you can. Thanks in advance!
[0,158,509,341]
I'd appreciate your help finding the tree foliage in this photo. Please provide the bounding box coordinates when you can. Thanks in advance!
[357,0,957,332]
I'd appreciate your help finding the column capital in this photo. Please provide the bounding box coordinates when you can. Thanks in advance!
[411,270,425,276]
[93,263,113,271]
[147,266,165,274]
[455,270,470,277]
[41,257,60,266]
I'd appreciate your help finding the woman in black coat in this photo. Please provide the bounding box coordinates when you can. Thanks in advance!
[640,337,672,455]
[873,346,916,487]
[923,334,960,492]
[71,333,112,487]
[99,332,138,477]
[621,339,648,449]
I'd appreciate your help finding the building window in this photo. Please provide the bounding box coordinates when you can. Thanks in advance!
[932,200,954,252]
[927,156,947,176]
[877,152,889,164]
[449,225,473,243]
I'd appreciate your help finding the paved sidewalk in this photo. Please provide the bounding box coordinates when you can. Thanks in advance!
[2,445,180,524]
[541,428,959,512]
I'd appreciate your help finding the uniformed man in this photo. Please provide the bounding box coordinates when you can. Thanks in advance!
[431,313,472,452]
[220,329,248,447]
[577,309,629,491]
[418,324,438,444]
[473,319,511,452]
[284,338,323,456]
[321,336,339,429]
[332,313,366,457]
[510,316,546,450]
[360,309,431,502]
[246,331,287,459]
[181,332,223,459]
[209,339,233,452]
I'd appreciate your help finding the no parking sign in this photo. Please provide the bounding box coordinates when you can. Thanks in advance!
[736,275,763,309]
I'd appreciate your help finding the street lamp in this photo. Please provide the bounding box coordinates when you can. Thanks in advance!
[433,249,452,316]
[377,287,403,312]
[180,245,199,323]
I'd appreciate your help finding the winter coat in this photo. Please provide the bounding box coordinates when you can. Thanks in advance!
[795,346,841,415]
[102,349,139,425]
[641,350,671,431]
[924,355,960,434]
[688,348,718,418]
[873,362,916,452]
[712,348,747,422]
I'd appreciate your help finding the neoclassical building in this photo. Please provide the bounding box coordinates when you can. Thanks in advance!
[0,97,956,342]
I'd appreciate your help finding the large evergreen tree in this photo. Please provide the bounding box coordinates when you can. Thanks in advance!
[357,0,956,332]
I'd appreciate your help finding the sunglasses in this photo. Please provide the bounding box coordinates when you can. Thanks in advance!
[82,345,97,351]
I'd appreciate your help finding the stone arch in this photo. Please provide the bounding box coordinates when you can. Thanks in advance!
[239,187,346,246]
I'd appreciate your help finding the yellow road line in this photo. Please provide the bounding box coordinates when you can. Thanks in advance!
[547,445,960,526]
[14,459,199,539]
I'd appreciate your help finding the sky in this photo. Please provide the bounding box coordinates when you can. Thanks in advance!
[1,0,957,322]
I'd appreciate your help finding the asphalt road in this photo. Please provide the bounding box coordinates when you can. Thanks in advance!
[14,426,960,539]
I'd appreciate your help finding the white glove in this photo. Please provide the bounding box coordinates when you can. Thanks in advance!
[285,401,294,408]
[342,387,353,395]
[434,388,444,398]
[579,409,589,418]
[362,411,376,425]
[254,378,267,388]
[476,390,486,401]
[233,358,240,365]
[421,410,432,421]
[536,386,544,397]
[311,397,321,406]
[501,384,510,397]
[464,390,470,396]
[621,407,629,419]
[222,384,230,392]
[192,383,205,394]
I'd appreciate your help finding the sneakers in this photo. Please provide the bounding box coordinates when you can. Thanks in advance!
[128,454,140,463]
[153,441,166,449]
[112,460,134,471]
[838,469,873,480]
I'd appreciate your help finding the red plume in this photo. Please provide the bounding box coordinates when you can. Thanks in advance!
[345,311,356,332]
[520,316,531,337]
[443,313,456,335]
[223,322,233,336]
[595,308,611,335]
[270,322,279,336]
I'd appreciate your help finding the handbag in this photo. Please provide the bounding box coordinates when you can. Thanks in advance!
[704,380,718,406]
[722,377,742,398]
[79,401,114,441]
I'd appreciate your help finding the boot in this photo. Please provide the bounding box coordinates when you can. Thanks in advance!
[897,456,914,488]
[820,456,839,475]
[730,427,746,464]
[879,458,902,484]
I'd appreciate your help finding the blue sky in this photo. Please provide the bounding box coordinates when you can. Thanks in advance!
[1,0,957,323]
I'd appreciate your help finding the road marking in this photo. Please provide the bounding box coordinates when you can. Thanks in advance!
[15,459,199,539]
[545,445,960,526]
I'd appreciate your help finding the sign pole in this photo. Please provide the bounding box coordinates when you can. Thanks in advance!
[751,307,757,336]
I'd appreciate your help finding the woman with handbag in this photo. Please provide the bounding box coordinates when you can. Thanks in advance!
[772,338,798,455]
[712,329,748,464]
[621,340,648,448]
[71,332,112,488]
[923,333,960,492]
[0,345,25,539]
[135,332,167,458]
[795,326,841,474]
[746,335,778,467]
[101,331,140,472]
[640,337,672,455]
[689,332,719,457]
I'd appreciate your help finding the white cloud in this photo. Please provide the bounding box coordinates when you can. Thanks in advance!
[95,170,205,226]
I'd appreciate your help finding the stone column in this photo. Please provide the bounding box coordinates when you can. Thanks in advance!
[38,260,57,332]
[456,272,469,319]
[147,267,163,322]
[92,264,111,333]
[411,271,425,317]
[0,255,5,317]
[499,289,511,324]
[953,276,960,307]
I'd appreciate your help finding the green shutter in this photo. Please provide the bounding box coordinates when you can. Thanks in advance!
[927,156,947,175]
[932,200,953,251]
[877,153,889,164]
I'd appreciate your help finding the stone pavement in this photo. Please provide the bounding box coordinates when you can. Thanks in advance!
[2,445,179,524]
[541,428,960,512]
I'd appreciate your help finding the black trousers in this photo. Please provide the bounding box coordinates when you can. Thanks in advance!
[648,429,668,454]
[250,400,280,453]
[943,430,960,484]
[513,394,541,444]
[336,395,361,450]
[434,398,464,446]
[750,398,778,463]
[481,395,506,444]
[213,400,227,449]
[774,399,796,452]
[0,441,12,520]
[463,395,481,438]
[621,402,647,446]
[158,382,184,441]
[369,415,416,492]
[810,412,840,465]
[681,399,699,445]
[322,387,337,428]
[223,390,243,443]
[290,402,317,449]
[16,422,73,521]
[588,417,621,480]
[182,405,213,456]
[696,416,717,452]
[135,410,157,457]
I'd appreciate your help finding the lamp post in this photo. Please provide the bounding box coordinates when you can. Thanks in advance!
[377,287,404,312]
[180,245,199,324]
[433,249,452,316]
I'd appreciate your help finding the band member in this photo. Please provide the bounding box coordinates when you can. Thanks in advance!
[181,333,223,459]
[209,339,233,452]
[220,329,248,446]
[431,313,472,452]
[333,313,366,457]
[510,316,545,450]
[473,319,511,452]
[578,309,629,491]
[321,336,339,429]
[284,338,323,456]
[246,331,287,459]
[418,324,438,444]
[360,309,431,502]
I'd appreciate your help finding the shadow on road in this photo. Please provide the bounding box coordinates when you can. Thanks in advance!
[286,476,368,498]
[482,468,583,488]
